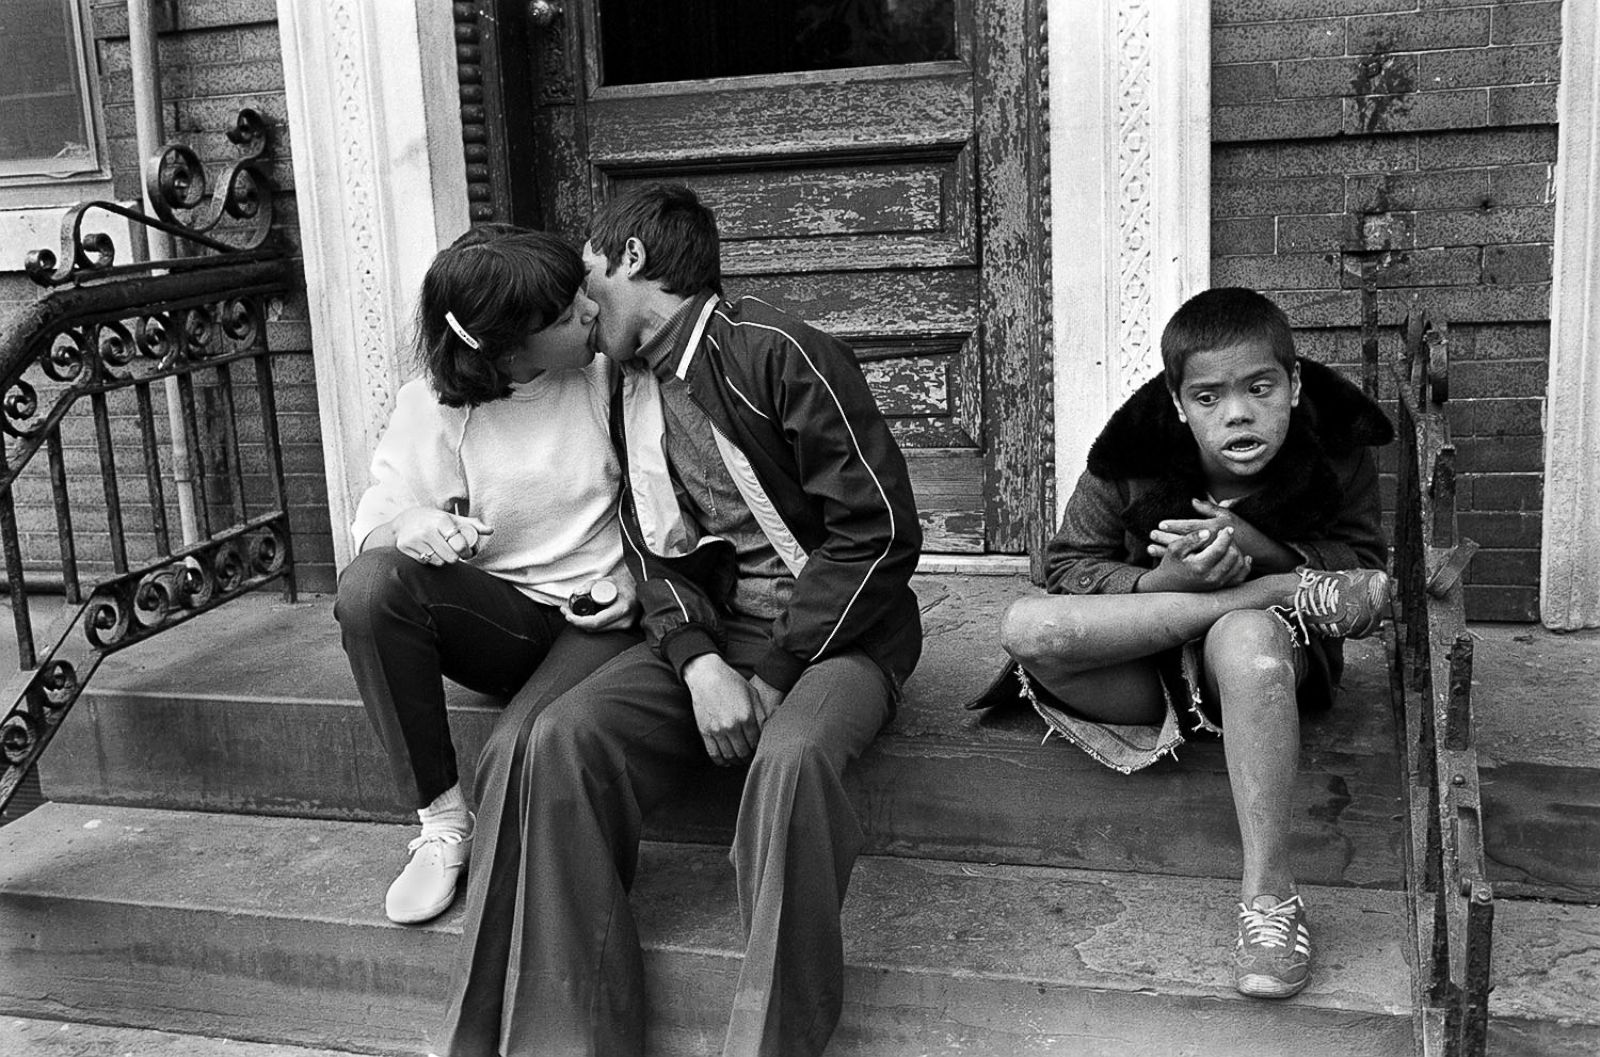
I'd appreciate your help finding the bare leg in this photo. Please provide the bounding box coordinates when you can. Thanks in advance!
[1202,609,1302,902]
[1000,573,1300,723]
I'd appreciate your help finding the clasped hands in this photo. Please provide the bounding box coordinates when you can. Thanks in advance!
[1142,497,1262,592]
[683,654,785,767]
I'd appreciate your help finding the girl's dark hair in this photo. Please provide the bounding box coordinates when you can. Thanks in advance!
[1161,287,1297,391]
[587,182,722,296]
[415,227,583,407]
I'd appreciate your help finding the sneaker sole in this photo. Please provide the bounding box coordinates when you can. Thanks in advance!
[385,865,467,925]
[386,885,459,925]
[1236,971,1310,999]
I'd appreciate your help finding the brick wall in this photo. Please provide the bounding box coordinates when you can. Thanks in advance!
[1212,0,1558,621]
[0,0,335,593]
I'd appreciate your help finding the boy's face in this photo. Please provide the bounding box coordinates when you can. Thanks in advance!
[1169,339,1300,492]
[581,239,648,363]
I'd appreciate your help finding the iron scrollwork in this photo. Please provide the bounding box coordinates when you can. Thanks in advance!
[24,109,277,287]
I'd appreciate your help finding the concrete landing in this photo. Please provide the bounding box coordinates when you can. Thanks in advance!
[0,802,1416,1057]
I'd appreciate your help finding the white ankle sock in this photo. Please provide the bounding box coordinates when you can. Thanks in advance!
[417,783,472,841]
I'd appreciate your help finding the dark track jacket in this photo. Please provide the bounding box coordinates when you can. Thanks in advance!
[609,292,923,696]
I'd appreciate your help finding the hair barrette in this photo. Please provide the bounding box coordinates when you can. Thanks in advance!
[445,310,481,350]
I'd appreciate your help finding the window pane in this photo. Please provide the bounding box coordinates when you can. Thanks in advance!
[598,0,957,87]
[0,0,96,177]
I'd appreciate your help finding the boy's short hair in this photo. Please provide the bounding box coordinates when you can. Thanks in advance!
[415,228,583,408]
[587,182,722,295]
[1160,287,1296,390]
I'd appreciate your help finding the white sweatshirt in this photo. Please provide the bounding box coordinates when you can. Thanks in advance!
[350,357,623,607]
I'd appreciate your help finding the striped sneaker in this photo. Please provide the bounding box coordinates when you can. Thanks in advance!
[1235,894,1312,998]
[1291,567,1392,640]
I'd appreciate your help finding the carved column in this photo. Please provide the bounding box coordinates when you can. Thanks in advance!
[1544,1,1600,629]
[1048,0,1210,515]
[277,0,469,569]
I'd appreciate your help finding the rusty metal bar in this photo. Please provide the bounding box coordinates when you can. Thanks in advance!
[89,390,129,575]
[134,380,171,555]
[253,352,297,602]
[1361,278,1380,399]
[173,372,213,540]
[212,364,250,527]
[1444,636,1474,752]
[0,449,34,671]
[1430,447,1457,549]
[45,430,81,604]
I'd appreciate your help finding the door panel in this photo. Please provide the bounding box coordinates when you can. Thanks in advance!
[514,0,1046,558]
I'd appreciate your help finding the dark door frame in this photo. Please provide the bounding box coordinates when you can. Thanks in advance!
[450,0,1053,574]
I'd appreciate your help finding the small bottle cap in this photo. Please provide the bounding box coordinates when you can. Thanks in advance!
[589,579,618,607]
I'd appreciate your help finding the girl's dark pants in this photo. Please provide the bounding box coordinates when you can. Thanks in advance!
[333,548,637,808]
[436,613,892,1057]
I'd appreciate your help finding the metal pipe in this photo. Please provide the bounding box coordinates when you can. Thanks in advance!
[126,0,200,547]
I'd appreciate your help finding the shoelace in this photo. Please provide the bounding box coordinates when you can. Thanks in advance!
[1238,897,1301,950]
[408,828,468,854]
[1295,569,1342,619]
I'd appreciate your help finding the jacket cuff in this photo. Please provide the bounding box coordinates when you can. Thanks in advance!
[754,646,806,694]
[660,626,721,678]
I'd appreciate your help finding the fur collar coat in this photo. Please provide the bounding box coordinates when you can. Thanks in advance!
[1044,358,1394,596]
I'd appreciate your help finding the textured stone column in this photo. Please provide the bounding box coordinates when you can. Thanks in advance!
[1544,1,1600,629]
[1048,0,1211,519]
[277,0,469,569]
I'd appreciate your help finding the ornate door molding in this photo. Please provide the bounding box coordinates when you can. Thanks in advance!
[1545,0,1600,629]
[277,0,468,568]
[1049,0,1210,519]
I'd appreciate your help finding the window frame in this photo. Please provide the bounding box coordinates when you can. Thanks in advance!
[0,0,112,188]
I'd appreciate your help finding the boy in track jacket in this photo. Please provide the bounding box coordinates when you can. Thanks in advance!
[434,183,922,1057]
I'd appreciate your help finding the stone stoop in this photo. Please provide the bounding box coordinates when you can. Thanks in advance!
[30,580,1405,891]
[3,578,1598,1053]
[1,803,1421,1057]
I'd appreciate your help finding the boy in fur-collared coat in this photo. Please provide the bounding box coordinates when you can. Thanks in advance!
[997,287,1394,1000]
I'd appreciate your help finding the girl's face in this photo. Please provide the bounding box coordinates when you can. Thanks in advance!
[494,290,599,383]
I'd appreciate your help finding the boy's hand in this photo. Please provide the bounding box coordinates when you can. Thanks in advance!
[1144,526,1251,591]
[684,654,764,766]
[1152,499,1298,574]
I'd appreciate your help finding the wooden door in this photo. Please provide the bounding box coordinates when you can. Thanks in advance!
[461,0,1049,560]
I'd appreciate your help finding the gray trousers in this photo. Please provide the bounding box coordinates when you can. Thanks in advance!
[435,614,892,1057]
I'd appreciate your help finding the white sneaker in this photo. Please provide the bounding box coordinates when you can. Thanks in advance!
[385,829,471,924]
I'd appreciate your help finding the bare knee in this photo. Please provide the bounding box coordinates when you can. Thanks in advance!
[1206,609,1296,681]
[1001,596,1069,666]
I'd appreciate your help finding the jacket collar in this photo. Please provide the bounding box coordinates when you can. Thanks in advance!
[641,292,719,383]
[1086,358,1394,544]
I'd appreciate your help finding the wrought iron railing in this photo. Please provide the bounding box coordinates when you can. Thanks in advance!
[1388,307,1493,1057]
[0,111,299,815]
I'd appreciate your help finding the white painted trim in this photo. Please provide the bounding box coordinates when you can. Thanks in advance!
[1048,0,1209,519]
[276,0,469,570]
[915,554,1031,576]
[1544,0,1600,629]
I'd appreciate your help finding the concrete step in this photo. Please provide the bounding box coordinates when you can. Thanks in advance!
[29,578,1408,890]
[3,1015,370,1057]
[0,802,1428,1057]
